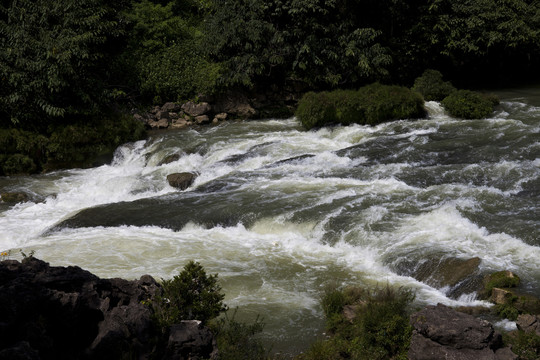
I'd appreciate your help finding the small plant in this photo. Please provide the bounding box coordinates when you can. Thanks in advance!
[19,249,35,263]
[299,284,414,360]
[1,250,11,260]
[503,330,540,360]
[211,309,268,360]
[151,261,227,329]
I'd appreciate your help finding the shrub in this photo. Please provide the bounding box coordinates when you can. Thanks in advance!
[211,309,268,360]
[503,330,540,360]
[441,90,498,119]
[412,69,456,101]
[1,154,37,175]
[298,284,414,360]
[295,84,425,130]
[152,261,227,329]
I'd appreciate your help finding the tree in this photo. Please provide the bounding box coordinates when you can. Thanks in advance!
[0,0,129,130]
[205,0,391,90]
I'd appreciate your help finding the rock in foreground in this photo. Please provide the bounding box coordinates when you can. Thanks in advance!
[0,258,217,360]
[409,303,516,360]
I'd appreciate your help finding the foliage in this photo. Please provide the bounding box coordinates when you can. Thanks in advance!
[121,0,221,103]
[205,0,391,89]
[0,129,48,175]
[0,0,129,130]
[441,90,498,119]
[298,284,414,360]
[494,301,519,321]
[503,330,540,360]
[152,261,227,329]
[211,309,268,360]
[412,69,456,101]
[296,83,425,129]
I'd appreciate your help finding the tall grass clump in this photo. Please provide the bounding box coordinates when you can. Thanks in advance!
[295,83,425,130]
[298,284,414,360]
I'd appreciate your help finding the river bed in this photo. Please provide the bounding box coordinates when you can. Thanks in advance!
[1,88,539,355]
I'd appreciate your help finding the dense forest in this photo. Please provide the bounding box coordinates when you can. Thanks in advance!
[1,0,539,173]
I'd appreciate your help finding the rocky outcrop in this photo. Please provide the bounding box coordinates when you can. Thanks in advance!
[167,172,197,190]
[409,303,516,360]
[0,258,217,360]
[164,321,217,360]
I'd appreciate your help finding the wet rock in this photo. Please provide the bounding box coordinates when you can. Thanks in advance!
[147,118,170,129]
[167,172,197,190]
[492,288,514,305]
[156,110,171,121]
[171,118,189,129]
[164,320,218,360]
[0,192,29,204]
[409,303,515,360]
[516,314,540,335]
[182,102,211,117]
[214,92,256,119]
[158,154,182,166]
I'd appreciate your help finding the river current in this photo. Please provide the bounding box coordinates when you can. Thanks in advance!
[1,88,539,355]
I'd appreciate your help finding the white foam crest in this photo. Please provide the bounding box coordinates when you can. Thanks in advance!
[424,101,446,119]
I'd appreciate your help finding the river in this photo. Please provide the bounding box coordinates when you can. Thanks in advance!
[1,87,539,355]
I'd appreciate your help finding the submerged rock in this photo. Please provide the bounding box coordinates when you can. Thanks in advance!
[409,303,516,360]
[0,192,29,204]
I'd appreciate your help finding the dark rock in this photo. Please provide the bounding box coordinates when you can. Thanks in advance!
[164,320,217,360]
[0,258,161,360]
[409,303,515,360]
[213,92,256,119]
[167,172,197,190]
[147,118,170,129]
[181,102,211,117]
[0,192,29,204]
[0,341,41,360]
[156,111,171,121]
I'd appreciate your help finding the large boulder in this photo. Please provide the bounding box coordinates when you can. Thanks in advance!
[516,314,540,336]
[167,172,197,190]
[409,303,516,360]
[0,192,29,204]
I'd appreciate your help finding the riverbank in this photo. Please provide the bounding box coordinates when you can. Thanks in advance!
[3,258,539,359]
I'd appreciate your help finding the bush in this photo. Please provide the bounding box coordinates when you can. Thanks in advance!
[412,69,456,101]
[152,261,227,330]
[1,154,37,175]
[0,129,48,174]
[295,83,425,130]
[211,309,268,360]
[298,284,414,360]
[441,90,498,119]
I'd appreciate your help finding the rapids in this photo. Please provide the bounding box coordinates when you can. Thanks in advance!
[1,87,539,355]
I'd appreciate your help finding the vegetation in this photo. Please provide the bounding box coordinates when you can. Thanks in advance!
[441,90,498,119]
[503,330,540,360]
[152,260,227,329]
[296,84,425,129]
[1,0,539,173]
[297,284,414,360]
[412,69,456,101]
[483,271,521,299]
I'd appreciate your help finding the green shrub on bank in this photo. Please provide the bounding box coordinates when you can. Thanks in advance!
[295,83,425,130]
[441,90,498,119]
[152,261,227,330]
[412,69,456,101]
[298,284,414,360]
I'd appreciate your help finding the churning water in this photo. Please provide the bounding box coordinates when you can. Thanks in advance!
[1,88,539,355]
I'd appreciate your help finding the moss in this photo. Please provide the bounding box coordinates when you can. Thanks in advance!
[296,84,425,130]
[412,69,456,101]
[441,90,498,119]
[483,271,521,298]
